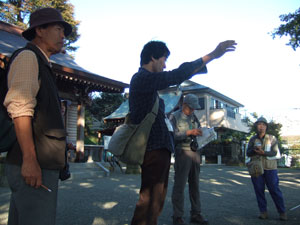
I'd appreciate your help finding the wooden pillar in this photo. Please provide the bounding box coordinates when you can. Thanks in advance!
[205,95,210,127]
[76,102,85,162]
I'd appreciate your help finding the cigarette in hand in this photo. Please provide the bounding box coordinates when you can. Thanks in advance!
[41,184,52,192]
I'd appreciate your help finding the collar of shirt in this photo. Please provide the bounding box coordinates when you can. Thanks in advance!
[35,45,51,64]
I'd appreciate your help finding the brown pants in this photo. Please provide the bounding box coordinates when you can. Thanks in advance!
[131,148,171,225]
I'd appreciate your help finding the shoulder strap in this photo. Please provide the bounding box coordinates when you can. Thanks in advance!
[151,94,159,116]
[192,113,201,128]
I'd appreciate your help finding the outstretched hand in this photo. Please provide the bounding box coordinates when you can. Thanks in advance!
[211,40,237,59]
[199,40,237,68]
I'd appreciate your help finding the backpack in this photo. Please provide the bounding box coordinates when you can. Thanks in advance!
[0,48,29,153]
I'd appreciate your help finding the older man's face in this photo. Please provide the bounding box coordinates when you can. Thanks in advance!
[38,23,65,55]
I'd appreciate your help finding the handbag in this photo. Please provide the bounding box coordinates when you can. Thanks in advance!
[108,96,159,165]
[246,155,264,177]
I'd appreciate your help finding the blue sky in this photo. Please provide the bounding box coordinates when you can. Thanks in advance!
[69,0,300,135]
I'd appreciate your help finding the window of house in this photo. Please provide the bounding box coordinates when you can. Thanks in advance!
[226,106,236,119]
[210,98,216,109]
[218,101,224,109]
[198,97,205,110]
[210,98,224,109]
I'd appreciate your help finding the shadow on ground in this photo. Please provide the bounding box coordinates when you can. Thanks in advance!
[0,165,299,225]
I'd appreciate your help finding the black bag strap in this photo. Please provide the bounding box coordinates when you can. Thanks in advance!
[192,113,201,128]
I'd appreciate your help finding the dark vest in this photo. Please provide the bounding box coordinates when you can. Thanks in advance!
[6,43,66,170]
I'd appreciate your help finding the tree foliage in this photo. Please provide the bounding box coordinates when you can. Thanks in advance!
[85,92,126,132]
[271,7,300,51]
[84,92,125,143]
[87,93,125,122]
[0,0,80,52]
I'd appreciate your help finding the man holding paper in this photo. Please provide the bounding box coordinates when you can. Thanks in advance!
[169,94,208,225]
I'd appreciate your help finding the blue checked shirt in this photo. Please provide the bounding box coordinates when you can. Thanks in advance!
[129,58,207,152]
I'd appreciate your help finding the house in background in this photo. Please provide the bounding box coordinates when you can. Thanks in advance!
[168,80,249,164]
[165,80,249,131]
[0,21,129,161]
[105,80,249,164]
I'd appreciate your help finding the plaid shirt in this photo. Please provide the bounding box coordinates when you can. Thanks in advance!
[129,59,207,152]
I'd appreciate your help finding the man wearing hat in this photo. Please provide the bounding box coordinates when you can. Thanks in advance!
[247,117,287,221]
[3,7,72,225]
[169,94,208,225]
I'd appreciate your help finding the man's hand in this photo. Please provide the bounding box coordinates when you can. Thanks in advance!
[254,147,265,155]
[21,156,42,188]
[13,116,42,188]
[210,40,237,59]
[201,40,237,65]
[187,128,202,136]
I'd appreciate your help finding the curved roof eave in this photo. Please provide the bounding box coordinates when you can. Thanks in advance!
[0,21,129,93]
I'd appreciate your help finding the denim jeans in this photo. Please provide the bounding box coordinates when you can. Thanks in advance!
[251,169,285,213]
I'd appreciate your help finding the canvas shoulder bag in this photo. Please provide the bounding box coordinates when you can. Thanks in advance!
[108,96,159,165]
[246,138,264,177]
[247,155,264,177]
